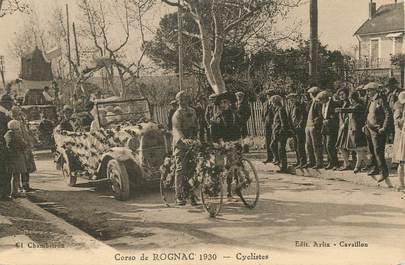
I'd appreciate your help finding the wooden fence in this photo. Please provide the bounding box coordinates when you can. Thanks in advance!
[152,101,266,137]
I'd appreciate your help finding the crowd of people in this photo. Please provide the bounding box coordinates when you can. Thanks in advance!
[260,78,405,190]
[168,77,405,205]
[0,94,37,200]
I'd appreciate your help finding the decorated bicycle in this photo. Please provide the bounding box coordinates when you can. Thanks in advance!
[160,140,259,217]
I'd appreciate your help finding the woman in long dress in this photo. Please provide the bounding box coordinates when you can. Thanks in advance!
[396,91,405,191]
[392,100,404,165]
[338,92,368,173]
[335,89,351,170]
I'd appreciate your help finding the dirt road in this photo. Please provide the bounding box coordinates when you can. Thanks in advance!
[18,155,405,265]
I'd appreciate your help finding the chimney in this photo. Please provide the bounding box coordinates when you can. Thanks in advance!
[369,0,376,19]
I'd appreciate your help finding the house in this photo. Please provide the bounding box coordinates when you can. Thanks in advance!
[354,0,404,73]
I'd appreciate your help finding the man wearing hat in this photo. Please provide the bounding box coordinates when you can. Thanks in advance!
[363,82,393,182]
[0,94,13,200]
[210,91,242,201]
[59,105,75,131]
[262,90,276,164]
[305,86,324,169]
[318,90,340,170]
[386,77,401,110]
[167,100,177,131]
[286,92,307,169]
[270,95,290,173]
[172,91,198,206]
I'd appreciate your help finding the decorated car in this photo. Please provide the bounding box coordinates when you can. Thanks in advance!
[54,97,171,201]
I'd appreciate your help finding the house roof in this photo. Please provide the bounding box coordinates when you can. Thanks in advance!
[354,2,404,36]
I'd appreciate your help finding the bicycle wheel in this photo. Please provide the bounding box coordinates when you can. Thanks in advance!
[200,171,224,217]
[236,158,259,209]
[160,173,176,207]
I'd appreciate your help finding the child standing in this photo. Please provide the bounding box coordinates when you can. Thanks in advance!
[4,120,28,199]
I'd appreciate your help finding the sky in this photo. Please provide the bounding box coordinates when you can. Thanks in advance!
[0,0,401,80]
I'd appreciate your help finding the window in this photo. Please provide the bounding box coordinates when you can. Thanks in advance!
[370,39,379,59]
[395,37,403,55]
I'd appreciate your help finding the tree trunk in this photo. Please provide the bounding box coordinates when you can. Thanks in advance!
[195,10,225,94]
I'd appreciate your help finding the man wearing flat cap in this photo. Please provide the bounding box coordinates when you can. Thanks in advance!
[285,93,307,168]
[318,90,340,170]
[363,82,392,182]
[172,91,198,206]
[0,94,13,200]
[270,95,290,173]
[305,86,324,169]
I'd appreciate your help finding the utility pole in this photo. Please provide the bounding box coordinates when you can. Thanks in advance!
[66,4,73,100]
[178,0,184,91]
[0,56,5,89]
[72,22,80,67]
[309,0,319,86]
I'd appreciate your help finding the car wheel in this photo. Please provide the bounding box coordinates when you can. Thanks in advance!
[107,159,130,201]
[62,159,77,187]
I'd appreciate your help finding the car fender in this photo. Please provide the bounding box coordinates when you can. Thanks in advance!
[97,147,144,181]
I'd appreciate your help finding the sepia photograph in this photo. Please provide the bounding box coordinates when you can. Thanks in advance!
[0,0,404,264]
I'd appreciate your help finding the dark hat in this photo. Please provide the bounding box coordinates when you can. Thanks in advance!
[213,91,235,105]
[0,94,13,103]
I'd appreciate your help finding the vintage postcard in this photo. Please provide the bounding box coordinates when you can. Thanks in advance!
[0,0,404,264]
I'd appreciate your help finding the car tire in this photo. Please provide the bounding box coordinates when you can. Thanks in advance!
[107,159,130,201]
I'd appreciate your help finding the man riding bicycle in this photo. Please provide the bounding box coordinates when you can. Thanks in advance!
[209,91,242,202]
[171,91,199,206]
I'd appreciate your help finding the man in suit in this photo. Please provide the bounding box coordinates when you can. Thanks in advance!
[286,93,307,169]
[262,90,276,164]
[235,92,251,139]
[270,95,290,173]
[0,94,13,200]
[319,91,340,170]
[363,82,393,183]
[305,86,324,169]
[205,94,216,141]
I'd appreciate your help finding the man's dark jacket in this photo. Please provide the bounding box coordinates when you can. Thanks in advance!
[364,93,393,133]
[321,99,340,135]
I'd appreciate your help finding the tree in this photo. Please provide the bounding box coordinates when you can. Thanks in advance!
[162,0,302,94]
[145,11,248,83]
[0,0,29,17]
[251,40,351,94]
[77,0,155,98]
